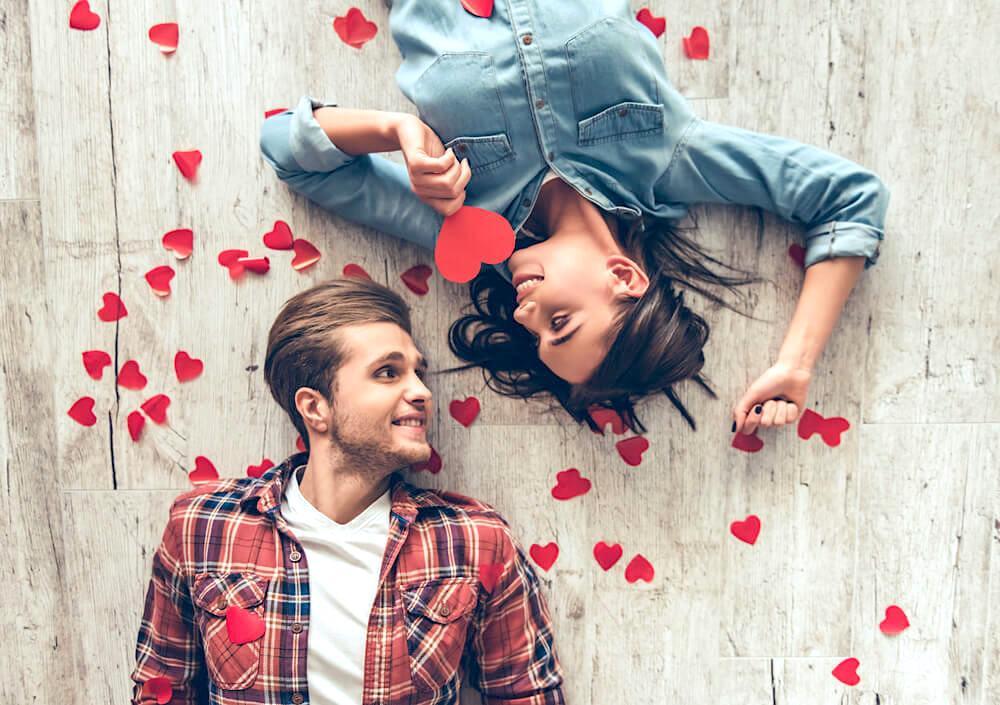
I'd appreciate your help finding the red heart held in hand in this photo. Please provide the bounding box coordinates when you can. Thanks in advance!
[730,514,761,545]
[588,406,628,435]
[148,22,179,54]
[140,394,171,424]
[142,676,174,705]
[788,243,806,269]
[624,554,655,583]
[82,350,112,380]
[435,207,515,283]
[478,563,504,592]
[401,264,433,295]
[683,26,710,60]
[264,107,288,119]
[449,397,480,427]
[189,455,219,485]
[226,605,265,645]
[332,7,378,49]
[263,220,294,250]
[615,436,649,466]
[731,431,764,453]
[97,292,127,321]
[291,238,322,271]
[551,468,591,501]
[162,228,193,259]
[246,458,274,479]
[172,150,202,181]
[411,445,443,474]
[636,8,666,38]
[127,411,145,442]
[218,249,250,279]
[879,605,910,635]
[798,408,850,447]
[68,396,97,426]
[69,1,100,31]
[529,542,559,571]
[593,541,623,571]
[236,256,270,275]
[831,657,860,686]
[117,360,148,391]
[343,263,372,280]
[174,350,204,382]
[460,0,494,19]
[145,265,175,297]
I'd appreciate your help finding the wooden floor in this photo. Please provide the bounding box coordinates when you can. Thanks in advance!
[2,1,997,703]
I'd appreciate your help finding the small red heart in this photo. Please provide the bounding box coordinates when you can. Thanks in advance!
[411,445,443,474]
[593,541,623,571]
[145,265,175,297]
[140,394,171,424]
[264,107,288,119]
[529,542,559,571]
[174,350,204,382]
[291,238,322,271]
[730,514,761,545]
[296,435,307,453]
[332,8,378,49]
[831,657,860,686]
[460,0,493,18]
[226,605,265,644]
[148,22,178,54]
[142,676,174,705]
[401,264,432,295]
[247,458,274,479]
[189,455,219,485]
[731,431,764,453]
[636,8,666,38]
[435,207,515,283]
[449,397,480,427]
[82,350,111,380]
[798,408,850,447]
[263,220,294,250]
[589,406,628,435]
[343,263,372,280]
[624,553,655,583]
[68,396,97,426]
[615,436,649,466]
[879,605,910,635]
[788,243,806,269]
[218,248,250,279]
[551,468,591,501]
[236,256,270,275]
[478,563,504,592]
[683,26,710,60]
[172,150,202,181]
[162,228,193,259]
[69,1,100,31]
[117,360,148,391]
[97,292,127,321]
[127,411,145,442]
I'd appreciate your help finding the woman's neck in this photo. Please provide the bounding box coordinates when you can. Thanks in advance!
[529,178,621,253]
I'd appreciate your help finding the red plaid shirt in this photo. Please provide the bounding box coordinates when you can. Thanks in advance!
[130,451,565,705]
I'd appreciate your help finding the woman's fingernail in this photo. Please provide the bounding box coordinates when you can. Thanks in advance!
[754,405,763,414]
[731,421,736,432]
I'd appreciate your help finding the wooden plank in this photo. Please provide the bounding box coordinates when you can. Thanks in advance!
[0,0,39,198]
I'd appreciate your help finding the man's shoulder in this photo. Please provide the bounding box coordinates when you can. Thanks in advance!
[167,476,261,522]
[402,480,513,531]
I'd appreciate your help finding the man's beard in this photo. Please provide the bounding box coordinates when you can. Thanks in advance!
[326,403,428,478]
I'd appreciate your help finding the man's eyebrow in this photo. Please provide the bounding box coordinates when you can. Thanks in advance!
[551,323,583,347]
[368,351,429,369]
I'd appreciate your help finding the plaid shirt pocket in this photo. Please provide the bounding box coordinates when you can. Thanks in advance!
[401,577,479,693]
[191,572,269,690]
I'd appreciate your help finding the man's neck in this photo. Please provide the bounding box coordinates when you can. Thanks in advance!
[296,450,393,525]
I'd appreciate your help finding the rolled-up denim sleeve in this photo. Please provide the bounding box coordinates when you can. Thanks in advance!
[658,117,890,269]
[259,95,443,252]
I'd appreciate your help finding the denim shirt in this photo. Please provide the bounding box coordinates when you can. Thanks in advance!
[259,0,889,283]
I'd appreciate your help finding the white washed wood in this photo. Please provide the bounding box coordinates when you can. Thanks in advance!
[0,0,39,199]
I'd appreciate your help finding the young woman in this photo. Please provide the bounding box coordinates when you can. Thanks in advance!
[260,0,889,437]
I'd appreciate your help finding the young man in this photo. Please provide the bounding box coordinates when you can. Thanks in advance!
[129,277,565,705]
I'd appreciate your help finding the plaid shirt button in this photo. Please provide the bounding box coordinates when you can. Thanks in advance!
[291,622,304,634]
[291,693,304,704]
[289,550,302,562]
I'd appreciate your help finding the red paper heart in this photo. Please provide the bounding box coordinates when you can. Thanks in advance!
[162,228,193,259]
[263,220,294,250]
[615,436,649,466]
[551,468,591,501]
[117,360,148,391]
[247,458,275,479]
[343,263,372,280]
[879,605,910,635]
[401,264,432,295]
[172,150,202,181]
[460,0,493,18]
[127,411,145,442]
[291,238,322,271]
[593,541,623,571]
[636,8,666,38]
[624,554,655,583]
[226,605,265,644]
[589,406,628,435]
[411,445,443,474]
[140,394,171,424]
[264,107,288,119]
[788,243,806,269]
[68,396,97,426]
[731,431,764,453]
[831,657,860,686]
[174,350,204,382]
[435,207,515,283]
[296,435,307,452]
[798,409,850,447]
[145,265,175,297]
[449,396,480,427]
[529,542,559,571]
[730,514,761,545]
[189,455,219,485]
[478,563,504,592]
[97,292,127,321]
[82,350,111,380]
[683,26,710,60]
[219,248,250,279]
[236,256,270,275]
[142,676,174,705]
[148,22,178,54]
[332,8,378,49]
[69,1,100,31]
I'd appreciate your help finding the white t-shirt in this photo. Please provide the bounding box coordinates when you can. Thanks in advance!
[279,466,392,705]
[541,168,560,187]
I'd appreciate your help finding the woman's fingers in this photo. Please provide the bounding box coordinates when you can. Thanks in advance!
[413,156,469,199]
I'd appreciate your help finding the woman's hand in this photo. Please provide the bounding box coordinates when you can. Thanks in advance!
[394,115,472,217]
[732,362,813,435]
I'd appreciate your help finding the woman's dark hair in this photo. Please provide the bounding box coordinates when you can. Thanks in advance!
[445,212,769,433]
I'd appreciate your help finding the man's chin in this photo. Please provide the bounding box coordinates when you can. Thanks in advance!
[393,438,431,466]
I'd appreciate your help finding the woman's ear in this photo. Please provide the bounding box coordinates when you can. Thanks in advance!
[606,255,650,298]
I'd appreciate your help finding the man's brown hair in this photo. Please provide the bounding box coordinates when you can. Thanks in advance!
[264,277,413,451]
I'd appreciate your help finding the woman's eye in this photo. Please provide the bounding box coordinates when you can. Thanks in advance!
[551,315,569,332]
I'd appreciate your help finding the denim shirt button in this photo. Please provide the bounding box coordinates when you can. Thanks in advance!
[584,187,592,194]
[522,198,530,207]
[547,151,554,160]
[535,99,545,109]
[618,108,629,117]
[522,34,533,45]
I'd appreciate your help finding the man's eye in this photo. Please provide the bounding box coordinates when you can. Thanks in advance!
[376,367,397,378]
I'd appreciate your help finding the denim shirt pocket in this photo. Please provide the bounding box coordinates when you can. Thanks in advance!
[577,101,665,146]
[443,133,514,173]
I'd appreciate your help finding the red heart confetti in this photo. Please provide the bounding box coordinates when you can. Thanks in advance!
[879,605,910,635]
[460,0,493,18]
[82,350,111,380]
[636,8,666,38]
[263,220,294,250]
[731,431,764,453]
[226,605,265,644]
[291,238,322,271]
[730,514,761,545]
[589,406,628,435]
[97,292,127,321]
[411,445,443,474]
[145,265,175,297]
[593,541,623,571]
[449,396,480,427]
[174,350,204,382]
[529,542,559,571]
[140,394,171,424]
[343,263,372,280]
[189,455,219,485]
[162,228,193,259]
[831,657,860,686]
[69,1,100,31]
[435,206,515,283]
[68,396,97,426]
[798,409,850,447]
[264,107,288,119]
[148,22,178,54]
[219,248,250,279]
[172,150,202,181]
[551,468,591,501]
[142,676,173,704]
[683,26,710,60]
[117,360,148,391]
[247,458,275,479]
[478,563,504,592]
[615,436,649,466]
[236,256,270,275]
[788,243,806,269]
[127,411,145,442]
[332,8,378,49]
[624,554,655,583]
[296,435,307,452]
[401,264,432,295]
